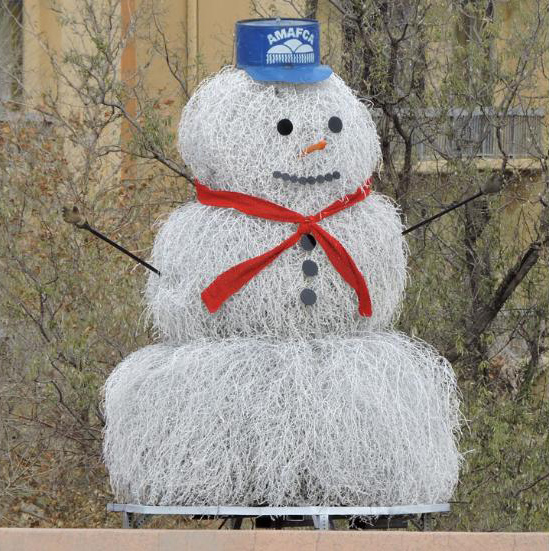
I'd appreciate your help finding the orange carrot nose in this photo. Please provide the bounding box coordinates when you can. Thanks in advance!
[299,139,327,158]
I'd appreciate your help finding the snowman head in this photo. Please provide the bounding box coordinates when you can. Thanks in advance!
[178,19,381,212]
[179,69,380,212]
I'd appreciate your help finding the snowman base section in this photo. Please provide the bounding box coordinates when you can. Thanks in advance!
[104,333,460,507]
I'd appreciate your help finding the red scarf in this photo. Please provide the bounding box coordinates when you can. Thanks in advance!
[196,179,373,317]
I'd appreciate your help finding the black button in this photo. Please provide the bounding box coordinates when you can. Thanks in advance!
[316,175,325,183]
[307,176,315,184]
[325,173,333,182]
[273,171,281,178]
[282,173,290,181]
[300,288,317,305]
[298,177,307,184]
[333,171,340,179]
[290,175,298,183]
[300,234,316,251]
[302,260,318,276]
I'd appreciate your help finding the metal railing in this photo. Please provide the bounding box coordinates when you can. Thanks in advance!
[372,107,545,161]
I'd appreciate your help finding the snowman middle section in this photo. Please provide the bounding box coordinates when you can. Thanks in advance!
[146,190,407,342]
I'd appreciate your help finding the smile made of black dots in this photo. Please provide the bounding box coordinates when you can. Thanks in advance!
[272,170,341,184]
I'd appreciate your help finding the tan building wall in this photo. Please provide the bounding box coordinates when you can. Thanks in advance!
[20,0,342,105]
[1,528,549,551]
[16,0,341,181]
[15,0,549,111]
[14,0,545,178]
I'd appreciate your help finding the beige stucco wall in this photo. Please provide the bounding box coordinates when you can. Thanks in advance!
[18,0,545,177]
[18,0,341,181]
[22,0,59,107]
[21,0,342,101]
[1,529,548,551]
[20,0,547,112]
[138,0,341,95]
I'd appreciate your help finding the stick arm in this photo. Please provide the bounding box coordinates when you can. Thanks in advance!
[402,174,505,236]
[62,206,161,276]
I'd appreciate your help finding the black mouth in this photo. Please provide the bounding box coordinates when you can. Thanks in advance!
[272,170,341,184]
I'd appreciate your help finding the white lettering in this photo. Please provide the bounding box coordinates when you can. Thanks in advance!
[274,29,287,42]
[268,27,315,46]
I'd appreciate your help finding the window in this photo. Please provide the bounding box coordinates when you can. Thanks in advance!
[0,0,23,111]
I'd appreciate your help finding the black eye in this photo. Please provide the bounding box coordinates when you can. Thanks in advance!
[277,118,293,136]
[328,116,343,133]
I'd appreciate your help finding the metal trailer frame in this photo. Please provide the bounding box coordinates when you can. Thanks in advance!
[107,502,450,531]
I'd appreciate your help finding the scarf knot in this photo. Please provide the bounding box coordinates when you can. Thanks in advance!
[300,218,315,232]
[195,179,374,317]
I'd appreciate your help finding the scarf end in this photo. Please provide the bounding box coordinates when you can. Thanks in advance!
[201,289,222,314]
[358,297,373,317]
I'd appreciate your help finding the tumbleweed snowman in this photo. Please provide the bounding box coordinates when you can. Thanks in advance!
[104,18,460,508]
